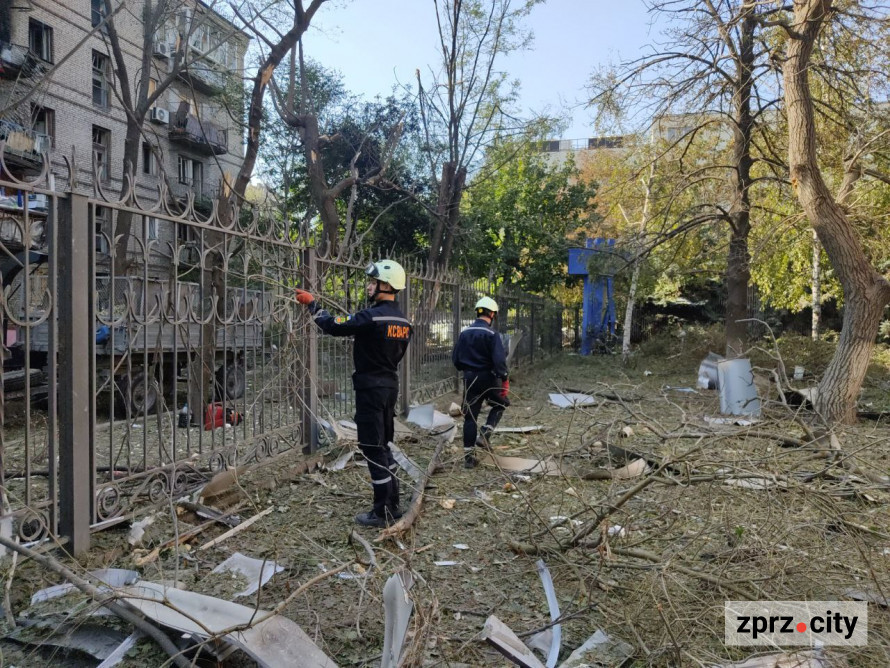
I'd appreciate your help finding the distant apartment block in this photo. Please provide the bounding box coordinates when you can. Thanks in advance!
[0,0,248,273]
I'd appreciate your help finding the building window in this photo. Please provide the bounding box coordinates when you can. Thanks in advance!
[92,51,110,108]
[30,105,55,148]
[91,0,105,28]
[142,142,157,176]
[143,216,158,240]
[92,126,110,182]
[177,156,202,194]
[28,19,53,63]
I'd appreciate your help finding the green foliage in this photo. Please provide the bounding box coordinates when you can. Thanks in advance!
[457,140,598,293]
[259,59,429,255]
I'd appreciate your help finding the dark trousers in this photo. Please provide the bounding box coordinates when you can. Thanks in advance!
[354,387,400,518]
[462,372,508,450]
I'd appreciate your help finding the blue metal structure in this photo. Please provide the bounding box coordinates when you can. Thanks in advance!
[568,238,617,355]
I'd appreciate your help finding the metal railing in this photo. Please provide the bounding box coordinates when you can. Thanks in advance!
[0,145,574,554]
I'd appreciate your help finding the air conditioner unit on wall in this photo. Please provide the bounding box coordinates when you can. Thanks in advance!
[149,107,169,125]
[153,41,169,58]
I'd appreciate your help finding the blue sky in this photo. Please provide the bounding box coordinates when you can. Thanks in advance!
[302,0,658,139]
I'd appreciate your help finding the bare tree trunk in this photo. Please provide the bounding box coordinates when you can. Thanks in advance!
[783,0,890,423]
[622,260,641,363]
[811,228,821,341]
[725,225,750,356]
[724,1,755,358]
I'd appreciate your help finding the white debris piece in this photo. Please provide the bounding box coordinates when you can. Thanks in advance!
[717,358,762,417]
[549,393,595,408]
[406,404,456,442]
[127,513,156,546]
[121,582,338,667]
[212,552,284,598]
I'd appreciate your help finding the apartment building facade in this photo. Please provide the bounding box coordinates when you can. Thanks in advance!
[0,0,248,274]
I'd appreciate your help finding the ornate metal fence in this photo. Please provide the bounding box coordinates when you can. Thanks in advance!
[0,156,574,554]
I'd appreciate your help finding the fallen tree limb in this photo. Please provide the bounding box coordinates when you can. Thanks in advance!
[376,439,447,541]
[349,529,378,571]
[136,502,247,566]
[197,506,274,552]
[0,534,191,668]
[610,546,757,599]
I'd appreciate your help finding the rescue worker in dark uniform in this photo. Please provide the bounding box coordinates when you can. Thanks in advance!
[295,259,412,527]
[452,297,509,468]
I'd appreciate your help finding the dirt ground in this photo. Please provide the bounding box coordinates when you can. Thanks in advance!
[4,327,890,667]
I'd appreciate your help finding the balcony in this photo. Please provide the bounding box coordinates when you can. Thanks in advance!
[177,62,227,94]
[169,113,227,156]
[0,119,50,172]
[0,41,46,80]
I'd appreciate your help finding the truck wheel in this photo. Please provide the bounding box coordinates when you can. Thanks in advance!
[214,363,245,400]
[117,371,159,416]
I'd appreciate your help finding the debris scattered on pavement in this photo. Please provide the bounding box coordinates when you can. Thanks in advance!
[549,393,595,408]
[211,552,285,598]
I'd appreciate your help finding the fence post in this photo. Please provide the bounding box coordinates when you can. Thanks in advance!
[452,281,461,394]
[301,248,318,453]
[58,193,91,554]
[399,277,412,416]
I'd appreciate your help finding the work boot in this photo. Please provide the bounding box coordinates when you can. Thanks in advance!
[464,451,477,469]
[475,426,493,450]
[354,510,388,528]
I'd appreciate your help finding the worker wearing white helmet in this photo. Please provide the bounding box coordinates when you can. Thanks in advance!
[295,259,412,526]
[452,296,510,468]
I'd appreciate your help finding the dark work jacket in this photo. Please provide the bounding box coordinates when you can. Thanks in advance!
[310,299,412,390]
[452,318,508,380]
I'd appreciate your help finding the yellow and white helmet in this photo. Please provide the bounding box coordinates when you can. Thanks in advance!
[475,296,499,315]
[365,259,406,291]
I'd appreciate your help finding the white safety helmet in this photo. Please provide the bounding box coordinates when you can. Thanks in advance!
[475,296,499,315]
[365,259,406,291]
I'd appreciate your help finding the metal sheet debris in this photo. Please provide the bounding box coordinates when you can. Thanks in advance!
[843,588,889,607]
[717,358,762,416]
[96,631,143,668]
[127,514,156,546]
[558,629,634,668]
[697,352,724,389]
[327,449,355,471]
[381,571,414,668]
[8,622,129,661]
[535,560,561,668]
[710,649,828,668]
[212,552,285,598]
[406,404,456,441]
[390,442,424,483]
[481,615,546,668]
[121,581,338,667]
[30,568,140,605]
[549,393,595,408]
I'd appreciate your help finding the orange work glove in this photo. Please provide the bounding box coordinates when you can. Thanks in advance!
[500,378,510,398]
[294,288,315,305]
